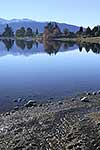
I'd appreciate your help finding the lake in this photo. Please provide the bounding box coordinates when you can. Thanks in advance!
[0,39,100,112]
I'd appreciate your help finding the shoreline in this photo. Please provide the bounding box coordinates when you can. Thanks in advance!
[53,37,100,44]
[0,36,100,44]
[0,36,42,42]
[0,91,100,149]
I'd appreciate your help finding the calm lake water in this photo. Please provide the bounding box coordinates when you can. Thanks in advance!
[0,39,100,112]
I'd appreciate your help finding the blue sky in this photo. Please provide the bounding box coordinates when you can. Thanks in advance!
[0,0,99,27]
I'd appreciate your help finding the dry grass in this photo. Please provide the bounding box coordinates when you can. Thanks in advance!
[54,37,100,44]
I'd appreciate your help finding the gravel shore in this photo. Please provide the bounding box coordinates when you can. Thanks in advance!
[0,92,100,150]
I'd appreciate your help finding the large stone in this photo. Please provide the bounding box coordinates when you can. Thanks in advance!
[24,100,37,107]
[13,98,22,103]
[80,97,89,102]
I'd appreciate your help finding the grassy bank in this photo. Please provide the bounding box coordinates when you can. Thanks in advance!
[0,92,100,149]
[54,37,100,44]
[1,36,100,44]
[0,36,43,42]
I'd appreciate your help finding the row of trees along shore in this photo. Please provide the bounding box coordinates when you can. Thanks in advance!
[0,23,100,38]
[63,26,100,37]
[0,24,39,38]
[76,26,100,37]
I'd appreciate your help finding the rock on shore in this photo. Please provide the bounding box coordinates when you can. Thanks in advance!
[0,93,100,149]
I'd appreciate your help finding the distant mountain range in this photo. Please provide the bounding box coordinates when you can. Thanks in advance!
[0,18,80,33]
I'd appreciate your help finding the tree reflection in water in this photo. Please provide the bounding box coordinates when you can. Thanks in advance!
[25,41,33,49]
[43,41,61,55]
[63,41,75,50]
[1,39,100,55]
[2,39,14,51]
[78,43,100,54]
[16,40,26,50]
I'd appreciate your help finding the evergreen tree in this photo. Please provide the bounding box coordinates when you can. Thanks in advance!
[2,39,14,50]
[79,26,83,33]
[16,27,26,37]
[20,27,26,36]
[2,24,14,37]
[16,40,25,49]
[94,26,100,36]
[36,28,39,35]
[92,26,99,36]
[76,26,84,36]
[85,27,92,36]
[25,28,33,37]
[63,28,69,36]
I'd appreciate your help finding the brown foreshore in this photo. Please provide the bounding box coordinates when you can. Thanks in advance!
[1,36,100,44]
[54,37,100,44]
[0,92,100,149]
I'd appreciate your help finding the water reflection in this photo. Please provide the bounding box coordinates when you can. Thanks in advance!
[1,39,100,55]
[43,41,61,55]
[0,39,77,55]
[0,39,100,112]
[2,39,14,51]
[63,41,75,49]
[16,40,26,49]
[78,43,100,54]
[16,40,35,50]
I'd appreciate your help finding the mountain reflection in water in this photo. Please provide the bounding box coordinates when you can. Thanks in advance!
[0,39,100,56]
[0,39,100,112]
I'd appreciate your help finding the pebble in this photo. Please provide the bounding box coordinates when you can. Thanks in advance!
[67,144,74,149]
[5,112,10,116]
[93,143,100,148]
[97,122,100,126]
[97,90,100,94]
[13,99,18,102]
[14,106,19,111]
[18,97,23,102]
[58,101,63,105]
[91,139,96,145]
[13,98,22,103]
[49,97,54,100]
[92,92,97,95]
[39,104,43,107]
[97,146,100,150]
[86,92,91,96]
[71,98,75,101]
[75,147,82,150]
[67,133,73,138]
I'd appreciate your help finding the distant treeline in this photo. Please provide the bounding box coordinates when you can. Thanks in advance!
[76,26,100,37]
[0,23,100,38]
[0,24,40,38]
[43,22,100,39]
